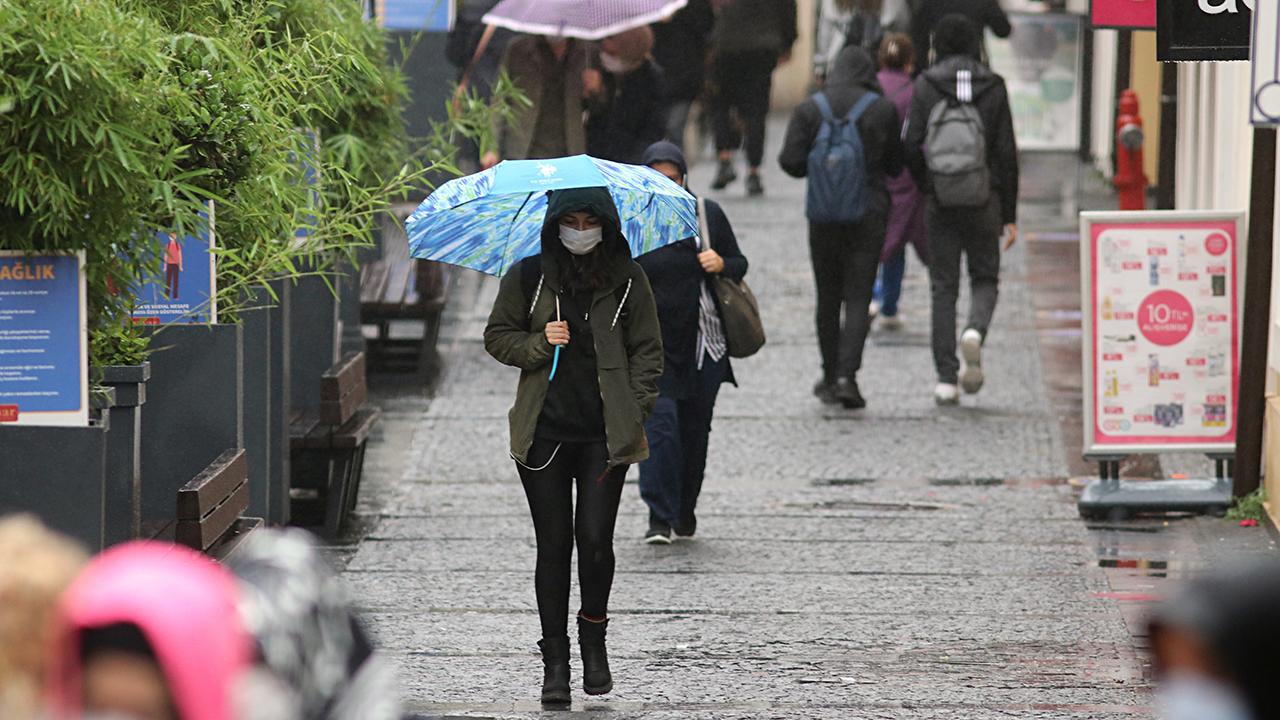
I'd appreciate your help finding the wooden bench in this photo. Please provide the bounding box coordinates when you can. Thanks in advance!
[290,351,381,538]
[175,448,262,560]
[359,258,449,377]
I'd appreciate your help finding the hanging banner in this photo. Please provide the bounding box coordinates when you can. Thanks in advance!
[985,13,1083,151]
[0,251,89,427]
[1091,0,1156,29]
[375,0,454,31]
[1157,0,1252,62]
[1081,211,1244,455]
[131,202,217,325]
[1251,0,1280,124]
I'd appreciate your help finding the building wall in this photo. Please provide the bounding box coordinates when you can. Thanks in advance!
[772,0,818,109]
[1091,30,1118,178]
[1130,32,1162,185]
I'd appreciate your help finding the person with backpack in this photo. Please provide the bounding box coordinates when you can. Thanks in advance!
[484,188,663,704]
[871,33,929,330]
[902,14,1018,405]
[635,140,749,544]
[911,0,1011,69]
[779,45,903,409]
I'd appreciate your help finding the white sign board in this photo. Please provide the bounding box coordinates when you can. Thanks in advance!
[1081,211,1244,455]
[1252,0,1280,125]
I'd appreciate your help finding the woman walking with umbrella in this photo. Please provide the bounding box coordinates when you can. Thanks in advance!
[483,186,663,704]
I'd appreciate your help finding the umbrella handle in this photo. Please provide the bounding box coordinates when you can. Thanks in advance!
[548,295,562,381]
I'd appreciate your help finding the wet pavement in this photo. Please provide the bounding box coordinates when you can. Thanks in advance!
[343,125,1276,718]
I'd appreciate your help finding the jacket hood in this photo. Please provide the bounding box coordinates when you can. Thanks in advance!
[49,541,253,720]
[540,186,632,291]
[640,140,688,179]
[825,45,879,92]
[924,55,999,101]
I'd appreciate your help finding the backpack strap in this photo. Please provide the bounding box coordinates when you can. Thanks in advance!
[846,91,880,123]
[813,92,836,123]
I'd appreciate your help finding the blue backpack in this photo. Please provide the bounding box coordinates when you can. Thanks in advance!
[806,91,879,224]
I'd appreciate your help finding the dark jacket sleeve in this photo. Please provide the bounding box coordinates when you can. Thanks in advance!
[779,0,799,51]
[484,264,554,371]
[903,77,934,190]
[623,266,664,420]
[778,100,818,178]
[706,200,748,283]
[874,99,904,178]
[984,0,1013,38]
[989,80,1019,225]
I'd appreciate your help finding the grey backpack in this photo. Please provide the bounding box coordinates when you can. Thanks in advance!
[924,76,991,208]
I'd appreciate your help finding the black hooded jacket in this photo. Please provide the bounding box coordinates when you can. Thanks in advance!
[777,46,904,220]
[903,54,1019,225]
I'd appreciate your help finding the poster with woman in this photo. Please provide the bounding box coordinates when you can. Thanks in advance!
[131,202,216,325]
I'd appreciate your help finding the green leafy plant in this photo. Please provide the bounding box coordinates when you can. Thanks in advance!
[1227,487,1269,523]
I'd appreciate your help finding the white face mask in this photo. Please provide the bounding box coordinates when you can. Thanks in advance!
[1157,673,1253,720]
[600,52,639,75]
[560,225,603,255]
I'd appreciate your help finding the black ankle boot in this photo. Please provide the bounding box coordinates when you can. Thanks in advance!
[538,636,571,704]
[577,616,613,695]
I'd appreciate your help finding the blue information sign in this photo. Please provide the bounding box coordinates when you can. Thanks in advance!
[131,203,217,325]
[0,251,88,426]
[379,0,454,31]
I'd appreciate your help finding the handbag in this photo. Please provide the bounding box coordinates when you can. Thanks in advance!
[698,198,765,359]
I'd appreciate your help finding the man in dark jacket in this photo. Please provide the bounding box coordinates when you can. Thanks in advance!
[652,0,715,151]
[636,140,748,543]
[585,27,668,164]
[778,46,903,409]
[911,0,1011,68]
[708,0,798,196]
[903,14,1018,405]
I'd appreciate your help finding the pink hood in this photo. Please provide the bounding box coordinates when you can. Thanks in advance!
[49,541,252,720]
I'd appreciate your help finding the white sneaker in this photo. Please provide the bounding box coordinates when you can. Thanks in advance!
[960,328,985,395]
[879,314,904,331]
[934,382,959,405]
[868,300,881,319]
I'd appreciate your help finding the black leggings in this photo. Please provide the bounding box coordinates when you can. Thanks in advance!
[517,439,628,639]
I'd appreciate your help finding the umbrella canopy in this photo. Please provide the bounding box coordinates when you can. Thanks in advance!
[482,0,687,41]
[405,155,697,277]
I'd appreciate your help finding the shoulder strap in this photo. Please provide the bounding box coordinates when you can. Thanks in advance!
[813,92,836,123]
[697,197,710,252]
[520,256,544,318]
[847,91,879,122]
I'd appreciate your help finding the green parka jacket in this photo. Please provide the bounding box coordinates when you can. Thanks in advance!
[483,188,664,468]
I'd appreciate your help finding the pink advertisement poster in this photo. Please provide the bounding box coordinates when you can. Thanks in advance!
[1091,0,1156,29]
[1083,212,1242,453]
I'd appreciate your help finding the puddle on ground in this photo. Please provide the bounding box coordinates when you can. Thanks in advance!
[1097,558,1170,577]
[929,477,1005,487]
[811,478,877,487]
[793,499,955,511]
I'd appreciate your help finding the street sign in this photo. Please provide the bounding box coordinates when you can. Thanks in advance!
[1081,211,1245,456]
[131,202,217,326]
[375,0,454,31]
[1091,0,1156,29]
[1157,0,1252,61]
[1251,0,1280,124]
[0,251,89,426]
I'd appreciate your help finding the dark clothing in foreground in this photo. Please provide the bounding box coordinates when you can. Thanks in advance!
[653,0,715,103]
[711,0,798,56]
[911,0,1011,67]
[586,60,668,164]
[809,217,886,383]
[535,289,606,443]
[927,198,1001,384]
[518,439,627,639]
[710,50,776,168]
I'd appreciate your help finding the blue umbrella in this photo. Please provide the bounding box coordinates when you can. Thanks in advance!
[406,154,698,379]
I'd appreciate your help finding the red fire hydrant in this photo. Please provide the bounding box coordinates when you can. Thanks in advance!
[1114,89,1148,211]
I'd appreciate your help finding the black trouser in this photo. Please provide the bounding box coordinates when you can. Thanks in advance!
[517,439,628,639]
[926,198,1002,384]
[809,216,887,383]
[710,50,776,168]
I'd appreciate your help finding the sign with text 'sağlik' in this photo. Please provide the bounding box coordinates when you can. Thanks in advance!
[0,251,89,426]
[131,202,216,325]
[1157,0,1253,61]
[1081,211,1244,455]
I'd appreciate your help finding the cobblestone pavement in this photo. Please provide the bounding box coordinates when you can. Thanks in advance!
[345,127,1274,718]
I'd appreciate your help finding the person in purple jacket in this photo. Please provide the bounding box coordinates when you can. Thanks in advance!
[870,33,929,330]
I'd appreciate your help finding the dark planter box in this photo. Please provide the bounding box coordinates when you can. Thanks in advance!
[93,362,150,546]
[241,283,294,524]
[0,420,110,551]
[290,271,339,413]
[140,324,243,535]
[269,279,291,524]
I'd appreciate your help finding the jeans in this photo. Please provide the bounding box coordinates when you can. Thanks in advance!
[638,354,728,532]
[665,99,694,152]
[516,439,628,639]
[873,248,907,318]
[710,50,776,168]
[808,217,886,383]
[927,198,1002,384]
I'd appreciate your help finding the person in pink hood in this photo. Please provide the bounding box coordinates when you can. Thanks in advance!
[46,541,252,720]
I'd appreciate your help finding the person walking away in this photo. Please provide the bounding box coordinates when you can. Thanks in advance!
[652,0,715,151]
[902,14,1018,405]
[585,27,668,164]
[482,35,591,168]
[635,140,749,544]
[815,0,884,82]
[484,188,663,704]
[709,0,798,196]
[779,46,903,409]
[871,33,929,330]
[911,0,1011,69]
[445,0,517,171]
